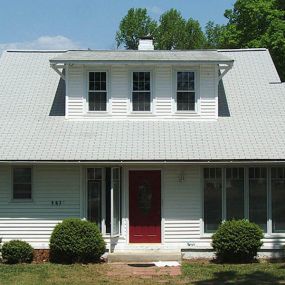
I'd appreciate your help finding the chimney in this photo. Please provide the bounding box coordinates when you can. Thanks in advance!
[138,36,154,51]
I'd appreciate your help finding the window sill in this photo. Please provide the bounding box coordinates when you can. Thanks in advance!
[85,111,110,116]
[128,112,154,116]
[175,111,198,115]
[10,199,33,203]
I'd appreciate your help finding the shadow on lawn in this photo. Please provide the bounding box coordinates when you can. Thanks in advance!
[192,270,283,285]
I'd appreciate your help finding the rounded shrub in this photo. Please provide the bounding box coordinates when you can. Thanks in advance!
[49,218,105,264]
[212,219,264,263]
[2,240,33,264]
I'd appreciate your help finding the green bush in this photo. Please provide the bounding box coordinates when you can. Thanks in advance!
[49,218,105,263]
[212,219,264,263]
[2,240,33,264]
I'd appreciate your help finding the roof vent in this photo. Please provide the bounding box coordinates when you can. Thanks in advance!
[138,36,154,51]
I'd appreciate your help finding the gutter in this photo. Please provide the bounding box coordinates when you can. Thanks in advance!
[0,160,285,166]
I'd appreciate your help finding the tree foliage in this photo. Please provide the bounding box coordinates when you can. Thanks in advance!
[207,0,285,80]
[116,8,157,49]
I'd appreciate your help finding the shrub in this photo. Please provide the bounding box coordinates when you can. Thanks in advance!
[49,218,105,263]
[212,219,264,263]
[2,240,33,264]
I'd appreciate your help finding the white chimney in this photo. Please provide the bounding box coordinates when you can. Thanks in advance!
[138,36,154,51]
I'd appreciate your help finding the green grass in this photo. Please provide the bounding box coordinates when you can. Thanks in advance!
[0,261,284,285]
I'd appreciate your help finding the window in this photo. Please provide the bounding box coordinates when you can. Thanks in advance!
[226,168,244,220]
[132,71,151,111]
[176,71,195,111]
[272,167,285,232]
[88,72,107,111]
[13,167,32,200]
[87,167,121,235]
[87,168,102,227]
[204,168,222,233]
[249,167,267,232]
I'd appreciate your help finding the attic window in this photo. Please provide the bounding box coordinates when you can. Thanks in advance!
[176,71,196,111]
[88,72,107,111]
[132,72,151,112]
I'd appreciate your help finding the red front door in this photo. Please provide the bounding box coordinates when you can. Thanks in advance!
[129,170,161,243]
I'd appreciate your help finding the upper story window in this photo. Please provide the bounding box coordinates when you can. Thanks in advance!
[176,71,195,111]
[13,167,32,200]
[132,72,151,112]
[88,72,107,111]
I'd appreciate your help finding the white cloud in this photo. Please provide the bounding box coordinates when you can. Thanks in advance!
[149,6,163,16]
[0,35,81,53]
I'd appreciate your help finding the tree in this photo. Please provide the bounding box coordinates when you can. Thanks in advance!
[205,21,225,49]
[116,8,157,49]
[184,18,206,49]
[155,9,206,49]
[217,0,285,80]
[155,9,186,50]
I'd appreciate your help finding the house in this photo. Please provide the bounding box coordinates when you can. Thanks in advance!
[0,37,284,259]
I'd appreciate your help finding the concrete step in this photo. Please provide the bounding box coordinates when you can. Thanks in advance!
[108,251,182,263]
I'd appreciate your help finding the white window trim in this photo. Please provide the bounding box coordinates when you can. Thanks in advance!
[129,69,154,114]
[10,166,33,202]
[172,68,200,114]
[85,69,111,115]
[201,166,285,238]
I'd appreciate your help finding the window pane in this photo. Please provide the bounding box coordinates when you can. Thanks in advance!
[89,92,107,111]
[132,72,150,91]
[204,168,222,233]
[272,167,285,232]
[226,168,244,220]
[177,72,195,91]
[249,167,267,231]
[177,92,195,111]
[13,168,32,199]
[112,168,120,236]
[87,168,102,228]
[132,92,150,111]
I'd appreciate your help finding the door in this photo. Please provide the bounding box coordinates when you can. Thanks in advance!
[129,170,161,243]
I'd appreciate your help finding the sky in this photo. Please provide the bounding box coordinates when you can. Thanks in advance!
[0,0,235,51]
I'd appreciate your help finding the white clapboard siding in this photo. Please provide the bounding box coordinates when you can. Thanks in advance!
[66,64,218,120]
[163,166,202,244]
[67,65,84,118]
[0,165,81,248]
[200,65,217,118]
[154,66,172,115]
[111,66,129,115]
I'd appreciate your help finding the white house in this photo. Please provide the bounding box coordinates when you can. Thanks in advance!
[0,38,284,258]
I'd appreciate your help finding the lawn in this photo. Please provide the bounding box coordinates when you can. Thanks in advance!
[0,261,284,285]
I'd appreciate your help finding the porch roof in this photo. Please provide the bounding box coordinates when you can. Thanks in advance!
[0,48,284,161]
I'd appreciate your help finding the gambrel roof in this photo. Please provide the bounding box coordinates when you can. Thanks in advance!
[0,48,284,161]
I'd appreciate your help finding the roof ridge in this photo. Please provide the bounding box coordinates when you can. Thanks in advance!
[6,50,67,53]
[218,48,267,52]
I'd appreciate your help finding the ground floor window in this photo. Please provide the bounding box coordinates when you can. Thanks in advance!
[87,167,121,235]
[204,166,285,234]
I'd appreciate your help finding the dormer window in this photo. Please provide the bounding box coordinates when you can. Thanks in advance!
[176,71,195,111]
[132,71,151,112]
[88,72,107,111]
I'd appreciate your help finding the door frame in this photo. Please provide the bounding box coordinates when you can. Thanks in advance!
[126,167,164,244]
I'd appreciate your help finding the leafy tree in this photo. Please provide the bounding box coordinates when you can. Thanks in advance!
[184,18,206,49]
[116,8,157,49]
[156,9,205,49]
[219,0,285,80]
[205,21,225,49]
[155,9,186,50]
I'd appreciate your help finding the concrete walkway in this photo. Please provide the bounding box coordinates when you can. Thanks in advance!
[107,262,181,277]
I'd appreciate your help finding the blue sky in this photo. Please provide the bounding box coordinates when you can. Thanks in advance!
[0,0,235,51]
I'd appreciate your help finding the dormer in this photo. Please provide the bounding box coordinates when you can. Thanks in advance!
[50,49,233,120]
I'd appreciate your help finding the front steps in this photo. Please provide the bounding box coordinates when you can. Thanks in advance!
[108,250,182,263]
